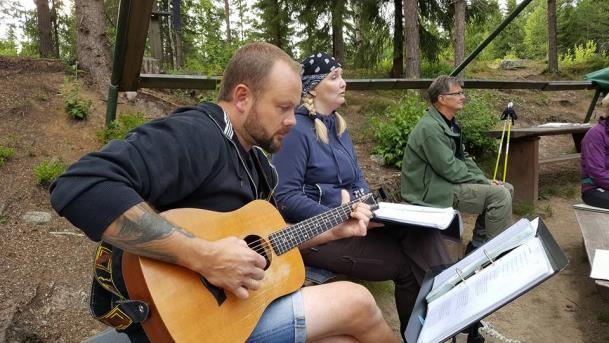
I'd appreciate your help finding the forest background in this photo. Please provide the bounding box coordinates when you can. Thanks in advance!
[1,0,608,82]
[2,0,608,168]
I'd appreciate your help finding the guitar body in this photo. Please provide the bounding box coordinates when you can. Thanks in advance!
[122,200,305,342]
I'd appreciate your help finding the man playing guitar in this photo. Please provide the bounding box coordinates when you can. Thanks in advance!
[50,42,399,342]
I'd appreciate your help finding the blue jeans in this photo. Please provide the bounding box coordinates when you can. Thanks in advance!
[246,290,306,343]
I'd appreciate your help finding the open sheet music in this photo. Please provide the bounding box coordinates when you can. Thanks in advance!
[405,217,569,343]
[417,236,553,343]
[372,202,457,230]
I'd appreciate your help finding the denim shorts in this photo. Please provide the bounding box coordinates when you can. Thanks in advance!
[246,290,306,343]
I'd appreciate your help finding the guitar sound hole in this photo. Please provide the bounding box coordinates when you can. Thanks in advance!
[244,235,271,270]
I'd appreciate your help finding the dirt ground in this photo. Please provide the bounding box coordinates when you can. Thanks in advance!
[0,56,608,342]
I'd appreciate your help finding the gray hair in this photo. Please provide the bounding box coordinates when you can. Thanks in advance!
[428,75,462,104]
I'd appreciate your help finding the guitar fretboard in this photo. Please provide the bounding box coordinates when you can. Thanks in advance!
[269,195,375,255]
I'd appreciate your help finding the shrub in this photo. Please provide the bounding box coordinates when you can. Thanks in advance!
[63,80,92,120]
[0,146,15,167]
[97,111,147,144]
[34,158,66,186]
[559,40,609,75]
[371,90,498,169]
[371,91,428,168]
[458,91,498,157]
[421,60,453,78]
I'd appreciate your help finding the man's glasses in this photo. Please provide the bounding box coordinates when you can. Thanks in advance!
[441,91,465,97]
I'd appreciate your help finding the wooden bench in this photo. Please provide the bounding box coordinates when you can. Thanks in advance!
[573,204,609,300]
[486,124,592,204]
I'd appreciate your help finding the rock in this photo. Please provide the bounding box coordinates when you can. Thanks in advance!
[499,59,525,70]
[125,91,138,101]
[370,154,385,166]
[0,302,18,343]
[22,211,51,224]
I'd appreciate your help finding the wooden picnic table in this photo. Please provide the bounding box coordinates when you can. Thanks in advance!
[486,123,593,204]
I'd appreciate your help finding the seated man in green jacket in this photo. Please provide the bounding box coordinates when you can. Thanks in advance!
[400,75,513,252]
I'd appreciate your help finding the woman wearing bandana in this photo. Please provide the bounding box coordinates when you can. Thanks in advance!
[272,52,456,339]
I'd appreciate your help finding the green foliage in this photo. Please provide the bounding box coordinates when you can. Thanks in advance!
[523,2,547,59]
[0,147,15,167]
[34,158,66,186]
[557,0,609,56]
[97,112,147,144]
[371,91,428,168]
[348,1,391,69]
[512,202,536,217]
[421,60,453,78]
[458,91,498,156]
[490,0,527,59]
[559,41,609,73]
[513,202,553,219]
[0,36,18,56]
[177,0,241,76]
[252,0,295,56]
[62,80,92,120]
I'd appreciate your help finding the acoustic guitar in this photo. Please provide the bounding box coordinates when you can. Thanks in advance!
[122,195,377,342]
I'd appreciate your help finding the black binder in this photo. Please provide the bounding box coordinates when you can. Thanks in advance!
[404,218,569,343]
[372,209,463,240]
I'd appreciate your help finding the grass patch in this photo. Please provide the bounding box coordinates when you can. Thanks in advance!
[97,112,147,144]
[513,202,537,217]
[513,202,553,219]
[0,215,7,225]
[33,158,66,186]
[540,183,578,199]
[0,146,15,167]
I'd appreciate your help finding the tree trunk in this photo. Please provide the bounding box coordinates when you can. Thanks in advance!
[50,0,60,57]
[171,0,183,68]
[149,1,163,60]
[224,0,232,44]
[34,0,56,58]
[331,0,345,64]
[454,0,466,79]
[272,0,282,49]
[75,0,111,88]
[390,0,404,77]
[547,0,558,73]
[403,0,420,78]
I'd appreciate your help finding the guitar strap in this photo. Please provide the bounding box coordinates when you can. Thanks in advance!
[90,242,149,331]
[252,148,278,204]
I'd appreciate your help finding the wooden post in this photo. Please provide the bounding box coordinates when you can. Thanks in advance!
[502,137,540,204]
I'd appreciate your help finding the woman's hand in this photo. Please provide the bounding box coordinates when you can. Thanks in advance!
[329,190,373,240]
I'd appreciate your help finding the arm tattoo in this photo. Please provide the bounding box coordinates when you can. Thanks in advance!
[105,203,195,264]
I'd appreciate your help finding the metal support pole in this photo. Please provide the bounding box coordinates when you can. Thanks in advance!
[105,84,119,127]
[450,0,534,77]
[583,88,603,123]
[105,0,133,127]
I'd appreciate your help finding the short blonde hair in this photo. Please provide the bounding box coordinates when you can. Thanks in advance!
[218,42,300,101]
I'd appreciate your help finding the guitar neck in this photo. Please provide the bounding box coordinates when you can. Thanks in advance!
[269,195,376,255]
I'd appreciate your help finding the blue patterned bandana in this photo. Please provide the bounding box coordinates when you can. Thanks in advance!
[301,52,342,96]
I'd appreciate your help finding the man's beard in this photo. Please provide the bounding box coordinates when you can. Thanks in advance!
[243,105,286,153]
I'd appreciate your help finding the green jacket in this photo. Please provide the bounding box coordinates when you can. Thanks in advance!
[400,106,489,207]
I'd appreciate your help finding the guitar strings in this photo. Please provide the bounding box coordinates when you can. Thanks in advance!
[244,199,359,254]
[245,194,374,254]
[246,202,353,253]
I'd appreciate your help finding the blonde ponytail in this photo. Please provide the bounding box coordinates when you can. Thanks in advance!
[302,94,347,144]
